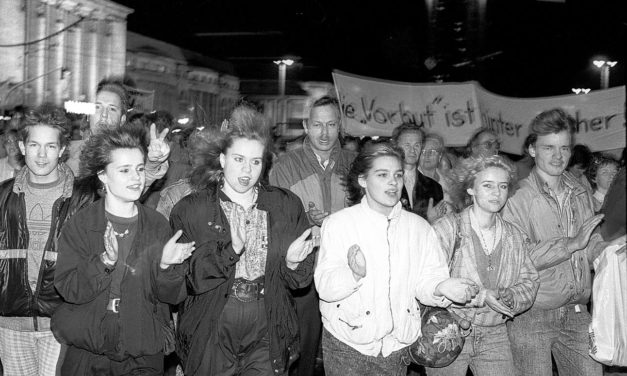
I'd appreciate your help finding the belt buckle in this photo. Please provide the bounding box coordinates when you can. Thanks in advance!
[109,298,120,313]
[232,280,258,303]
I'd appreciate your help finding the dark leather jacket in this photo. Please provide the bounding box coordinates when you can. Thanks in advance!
[0,164,93,326]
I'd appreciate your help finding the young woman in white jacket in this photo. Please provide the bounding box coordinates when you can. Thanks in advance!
[315,142,479,376]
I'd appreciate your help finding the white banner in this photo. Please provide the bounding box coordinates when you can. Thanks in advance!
[333,70,626,155]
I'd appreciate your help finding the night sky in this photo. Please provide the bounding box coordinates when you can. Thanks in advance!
[117,0,625,98]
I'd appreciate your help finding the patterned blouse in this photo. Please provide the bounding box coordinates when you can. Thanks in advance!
[219,200,269,281]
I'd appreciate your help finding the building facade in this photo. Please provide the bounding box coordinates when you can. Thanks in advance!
[0,0,132,110]
[125,31,240,124]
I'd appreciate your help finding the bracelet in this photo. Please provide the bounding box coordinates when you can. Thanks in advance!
[101,252,116,266]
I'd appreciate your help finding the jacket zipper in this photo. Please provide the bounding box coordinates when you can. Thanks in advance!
[31,197,63,331]
[385,218,394,331]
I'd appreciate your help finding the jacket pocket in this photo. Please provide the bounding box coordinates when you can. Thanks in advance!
[395,298,422,344]
[330,293,378,345]
[51,302,106,352]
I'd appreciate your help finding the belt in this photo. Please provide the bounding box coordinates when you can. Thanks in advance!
[230,279,264,302]
[106,298,120,313]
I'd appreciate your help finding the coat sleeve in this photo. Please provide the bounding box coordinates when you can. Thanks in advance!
[509,239,540,314]
[502,195,572,271]
[314,215,361,302]
[54,217,113,304]
[415,221,451,308]
[152,220,188,305]
[278,195,315,290]
[170,203,239,296]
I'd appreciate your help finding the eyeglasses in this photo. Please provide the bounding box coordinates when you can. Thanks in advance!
[421,149,442,157]
[479,140,500,150]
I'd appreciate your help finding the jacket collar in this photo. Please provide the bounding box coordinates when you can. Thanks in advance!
[302,137,341,168]
[13,162,75,199]
[359,196,403,221]
[83,198,147,232]
[528,167,586,197]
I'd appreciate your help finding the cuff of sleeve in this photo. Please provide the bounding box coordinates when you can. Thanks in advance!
[223,244,241,266]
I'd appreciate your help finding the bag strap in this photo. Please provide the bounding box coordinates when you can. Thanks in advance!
[447,213,462,273]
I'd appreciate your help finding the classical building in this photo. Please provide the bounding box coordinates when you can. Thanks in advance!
[0,0,132,109]
[125,31,239,124]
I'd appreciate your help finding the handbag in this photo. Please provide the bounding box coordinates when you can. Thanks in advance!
[406,213,472,368]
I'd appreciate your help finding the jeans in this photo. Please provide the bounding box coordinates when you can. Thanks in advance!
[321,328,408,376]
[425,324,514,376]
[508,304,602,376]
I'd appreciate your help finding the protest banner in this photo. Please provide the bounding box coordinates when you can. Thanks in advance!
[333,70,482,146]
[333,70,626,155]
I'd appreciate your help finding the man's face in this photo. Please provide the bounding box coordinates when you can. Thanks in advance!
[529,131,572,179]
[304,105,340,154]
[90,90,126,134]
[473,132,500,158]
[19,125,66,184]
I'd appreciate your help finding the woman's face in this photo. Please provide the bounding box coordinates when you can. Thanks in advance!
[220,137,264,194]
[596,164,618,191]
[358,155,403,216]
[419,139,442,171]
[397,131,423,167]
[99,148,146,204]
[3,133,19,157]
[468,166,510,214]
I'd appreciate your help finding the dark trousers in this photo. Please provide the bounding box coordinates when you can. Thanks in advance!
[198,297,273,376]
[291,284,322,376]
[60,346,163,376]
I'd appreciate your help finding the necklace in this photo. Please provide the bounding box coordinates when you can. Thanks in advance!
[476,224,497,271]
[113,228,130,238]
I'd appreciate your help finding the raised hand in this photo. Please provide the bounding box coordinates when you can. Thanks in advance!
[160,230,196,269]
[103,221,119,264]
[147,123,170,163]
[347,244,366,281]
[566,214,604,253]
[286,228,319,269]
[307,202,329,227]
[435,278,480,304]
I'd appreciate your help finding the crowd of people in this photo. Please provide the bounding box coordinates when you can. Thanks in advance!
[0,76,625,376]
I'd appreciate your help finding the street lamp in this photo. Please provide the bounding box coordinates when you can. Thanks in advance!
[274,59,294,96]
[592,60,617,89]
[571,88,591,95]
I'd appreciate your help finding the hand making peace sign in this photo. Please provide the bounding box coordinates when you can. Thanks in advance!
[147,123,171,163]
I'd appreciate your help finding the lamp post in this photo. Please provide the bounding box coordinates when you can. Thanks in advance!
[593,60,617,89]
[274,59,294,96]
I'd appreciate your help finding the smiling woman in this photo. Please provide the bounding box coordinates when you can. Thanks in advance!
[52,127,195,375]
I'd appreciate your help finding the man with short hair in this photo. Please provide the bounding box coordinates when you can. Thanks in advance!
[502,108,626,376]
[66,78,170,185]
[269,96,356,376]
[0,105,81,375]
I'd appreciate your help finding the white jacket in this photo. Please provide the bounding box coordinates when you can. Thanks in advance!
[315,198,451,357]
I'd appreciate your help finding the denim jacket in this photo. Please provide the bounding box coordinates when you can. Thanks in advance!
[502,168,605,310]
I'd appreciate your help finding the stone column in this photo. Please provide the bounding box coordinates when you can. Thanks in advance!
[86,19,98,102]
[51,10,66,105]
[33,2,48,106]
[0,0,26,85]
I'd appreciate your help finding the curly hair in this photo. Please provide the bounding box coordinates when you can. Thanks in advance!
[346,141,404,206]
[78,126,148,182]
[448,155,517,209]
[588,154,620,189]
[19,103,71,148]
[189,102,271,191]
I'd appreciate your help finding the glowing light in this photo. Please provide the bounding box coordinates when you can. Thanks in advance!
[64,101,95,115]
[177,117,190,125]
